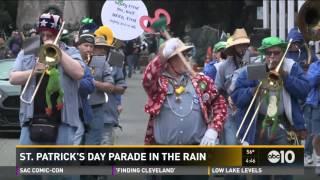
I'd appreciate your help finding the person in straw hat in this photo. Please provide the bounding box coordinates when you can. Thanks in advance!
[86,26,127,148]
[214,28,250,147]
[231,36,309,151]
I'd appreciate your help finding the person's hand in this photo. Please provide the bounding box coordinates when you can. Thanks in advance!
[34,59,46,74]
[161,38,180,62]
[117,105,123,114]
[242,141,250,146]
[279,68,288,79]
[200,128,219,145]
[295,129,307,140]
[228,96,237,112]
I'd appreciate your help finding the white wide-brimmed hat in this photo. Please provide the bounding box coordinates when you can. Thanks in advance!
[167,38,194,60]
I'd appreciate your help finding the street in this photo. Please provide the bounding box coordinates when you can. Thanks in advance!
[0,73,319,179]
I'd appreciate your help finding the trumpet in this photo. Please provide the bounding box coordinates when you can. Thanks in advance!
[85,53,95,75]
[236,39,292,144]
[20,21,65,104]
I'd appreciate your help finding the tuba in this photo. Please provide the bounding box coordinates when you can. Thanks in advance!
[297,0,320,67]
[20,21,65,104]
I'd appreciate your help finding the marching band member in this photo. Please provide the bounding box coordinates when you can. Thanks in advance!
[10,6,84,180]
[10,8,84,145]
[304,53,320,171]
[232,36,310,146]
[286,27,318,70]
[76,21,97,140]
[286,27,319,165]
[85,26,114,146]
[231,36,311,180]
[215,28,250,147]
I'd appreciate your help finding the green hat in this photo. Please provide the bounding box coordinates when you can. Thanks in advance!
[258,36,288,54]
[213,41,227,52]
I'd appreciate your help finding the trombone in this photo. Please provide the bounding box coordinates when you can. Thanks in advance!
[236,39,293,144]
[20,21,65,104]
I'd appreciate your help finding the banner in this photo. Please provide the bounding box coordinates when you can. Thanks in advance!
[16,145,304,176]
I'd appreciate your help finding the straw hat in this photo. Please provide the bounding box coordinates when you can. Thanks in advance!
[94,36,112,47]
[224,28,250,55]
[167,38,194,60]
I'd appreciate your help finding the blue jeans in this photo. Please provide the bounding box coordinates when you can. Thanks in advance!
[84,105,105,145]
[126,54,138,78]
[101,123,114,145]
[303,105,315,156]
[252,116,293,180]
[222,109,238,145]
[20,123,82,180]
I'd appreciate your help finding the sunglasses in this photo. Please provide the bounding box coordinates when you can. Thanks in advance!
[265,50,282,56]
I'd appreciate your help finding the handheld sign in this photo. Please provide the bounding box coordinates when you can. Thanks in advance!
[139,9,171,33]
[101,0,148,41]
[139,8,196,77]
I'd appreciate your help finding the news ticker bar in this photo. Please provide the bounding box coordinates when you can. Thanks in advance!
[15,166,304,175]
[16,145,304,167]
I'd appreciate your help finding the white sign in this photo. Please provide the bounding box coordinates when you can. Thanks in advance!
[101,0,148,41]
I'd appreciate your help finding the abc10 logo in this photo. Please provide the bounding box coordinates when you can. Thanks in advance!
[267,150,296,164]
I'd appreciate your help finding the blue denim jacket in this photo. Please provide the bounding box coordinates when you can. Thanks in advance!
[79,66,95,123]
[104,66,127,125]
[231,61,310,144]
[203,60,217,81]
[306,60,320,107]
[12,43,85,128]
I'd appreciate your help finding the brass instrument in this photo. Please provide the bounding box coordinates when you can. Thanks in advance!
[20,21,65,104]
[267,39,293,89]
[297,0,320,68]
[305,42,312,68]
[297,0,320,41]
[236,39,292,144]
[86,53,95,75]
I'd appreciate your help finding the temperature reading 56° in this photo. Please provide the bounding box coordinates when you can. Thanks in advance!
[246,149,255,155]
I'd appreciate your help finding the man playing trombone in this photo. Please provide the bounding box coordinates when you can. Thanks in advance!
[231,36,310,146]
[9,8,85,147]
